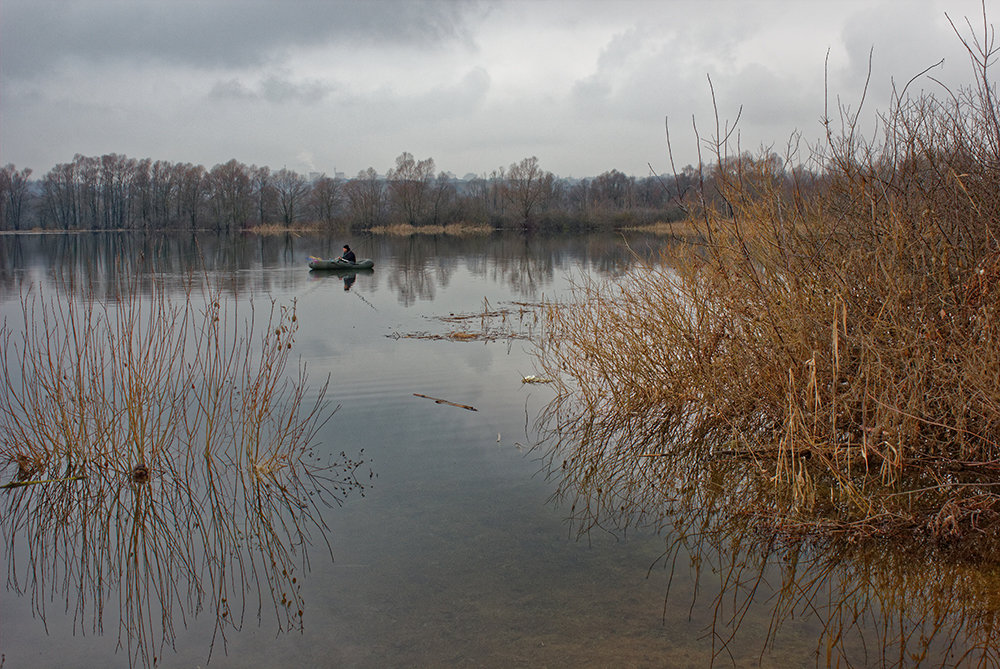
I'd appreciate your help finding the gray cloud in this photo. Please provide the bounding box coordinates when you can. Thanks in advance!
[412,66,491,117]
[259,75,334,104]
[209,73,334,104]
[209,78,256,100]
[0,0,991,178]
[1,0,478,78]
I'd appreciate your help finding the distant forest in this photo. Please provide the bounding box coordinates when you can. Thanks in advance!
[0,150,804,232]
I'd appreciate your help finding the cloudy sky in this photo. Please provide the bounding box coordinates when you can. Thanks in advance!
[0,0,992,179]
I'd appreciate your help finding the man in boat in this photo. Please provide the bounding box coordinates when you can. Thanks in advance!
[340,244,356,263]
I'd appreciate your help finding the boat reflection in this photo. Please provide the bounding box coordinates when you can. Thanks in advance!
[535,400,1000,667]
[308,266,374,291]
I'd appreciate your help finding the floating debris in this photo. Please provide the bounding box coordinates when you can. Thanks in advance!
[413,393,478,412]
[521,375,554,384]
[389,299,551,343]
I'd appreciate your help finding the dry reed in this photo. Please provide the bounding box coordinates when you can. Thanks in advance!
[537,383,1000,667]
[534,9,1000,542]
[0,271,362,667]
[368,222,493,236]
[243,222,322,235]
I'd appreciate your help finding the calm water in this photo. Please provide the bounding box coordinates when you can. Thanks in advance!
[0,231,994,668]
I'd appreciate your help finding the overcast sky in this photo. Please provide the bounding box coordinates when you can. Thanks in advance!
[0,0,992,179]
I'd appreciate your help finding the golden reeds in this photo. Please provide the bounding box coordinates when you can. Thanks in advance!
[534,9,1000,542]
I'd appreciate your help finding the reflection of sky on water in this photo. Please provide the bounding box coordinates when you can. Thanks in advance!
[0,230,677,667]
[0,288,368,668]
[0,230,660,306]
[8,229,976,667]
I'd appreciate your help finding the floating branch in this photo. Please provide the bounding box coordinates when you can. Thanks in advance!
[413,393,478,412]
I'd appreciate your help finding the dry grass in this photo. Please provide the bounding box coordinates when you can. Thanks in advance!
[0,273,361,667]
[534,12,1000,543]
[243,222,322,235]
[369,222,493,236]
[619,220,702,237]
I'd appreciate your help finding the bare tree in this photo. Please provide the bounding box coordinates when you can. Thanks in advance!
[146,160,178,228]
[472,167,507,223]
[309,175,344,225]
[251,166,274,226]
[40,160,81,229]
[132,158,152,228]
[590,169,635,211]
[386,152,435,225]
[505,156,553,222]
[176,163,207,229]
[98,153,138,229]
[14,148,711,231]
[345,167,385,227]
[207,159,252,231]
[0,164,33,230]
[272,168,309,226]
[77,155,100,228]
[428,172,456,225]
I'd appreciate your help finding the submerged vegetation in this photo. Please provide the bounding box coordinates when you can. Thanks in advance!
[0,273,365,666]
[535,11,1000,549]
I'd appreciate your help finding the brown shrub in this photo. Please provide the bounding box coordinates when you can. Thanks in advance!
[535,9,1000,538]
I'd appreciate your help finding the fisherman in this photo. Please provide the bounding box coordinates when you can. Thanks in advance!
[340,244,356,263]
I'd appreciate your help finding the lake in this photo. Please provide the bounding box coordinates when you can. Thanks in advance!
[0,231,994,668]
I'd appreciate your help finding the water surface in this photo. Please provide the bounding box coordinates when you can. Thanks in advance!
[0,231,994,668]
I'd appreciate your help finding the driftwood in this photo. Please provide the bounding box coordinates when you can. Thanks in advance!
[413,393,478,412]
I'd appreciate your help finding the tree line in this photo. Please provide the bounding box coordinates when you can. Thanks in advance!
[0,150,758,232]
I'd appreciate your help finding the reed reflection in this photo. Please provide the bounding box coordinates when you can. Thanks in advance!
[535,398,1000,667]
[0,274,368,667]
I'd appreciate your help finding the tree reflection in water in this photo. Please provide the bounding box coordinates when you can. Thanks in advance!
[0,277,368,667]
[535,399,1000,667]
